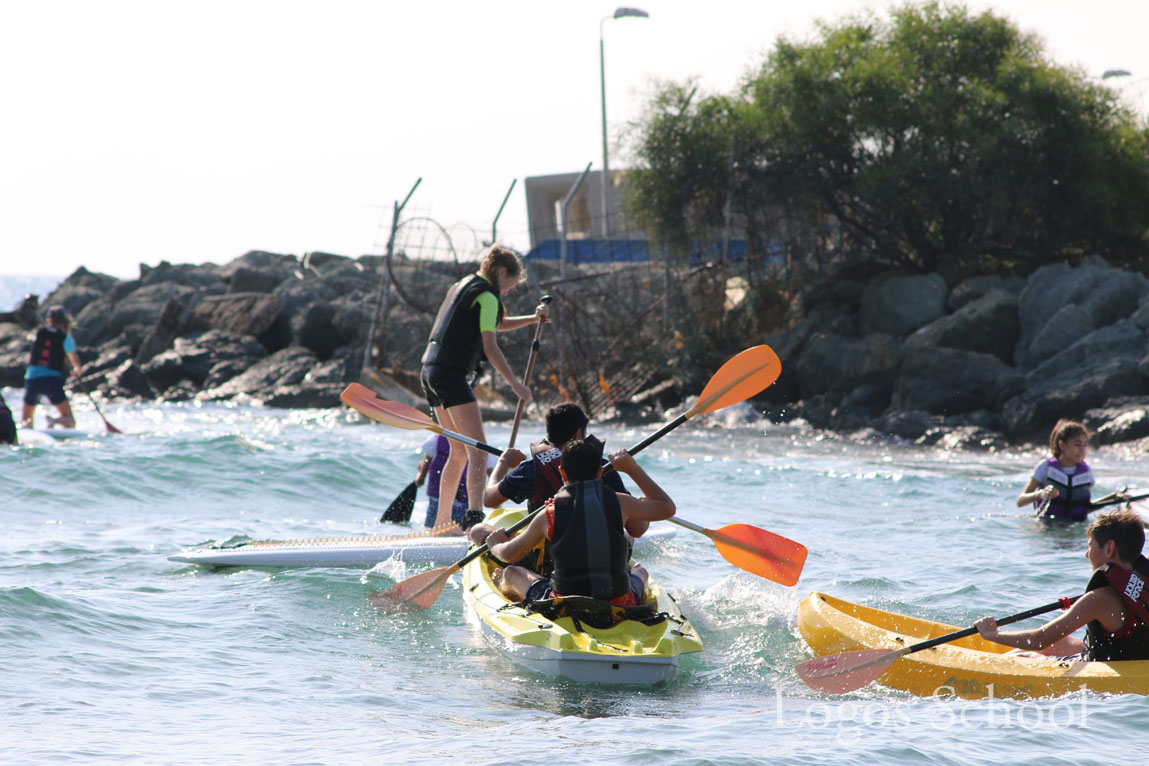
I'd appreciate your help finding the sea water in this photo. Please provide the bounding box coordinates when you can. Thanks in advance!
[2,390,1147,765]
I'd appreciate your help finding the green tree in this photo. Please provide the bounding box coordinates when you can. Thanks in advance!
[625,1,1149,275]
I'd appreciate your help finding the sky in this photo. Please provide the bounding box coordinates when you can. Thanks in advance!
[2,0,1147,279]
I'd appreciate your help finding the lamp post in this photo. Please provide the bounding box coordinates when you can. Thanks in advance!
[599,6,649,240]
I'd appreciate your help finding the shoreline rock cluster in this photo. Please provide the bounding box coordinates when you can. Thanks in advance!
[2,251,1147,451]
[758,256,1149,450]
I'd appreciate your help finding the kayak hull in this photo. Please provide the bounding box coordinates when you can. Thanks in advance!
[463,508,702,686]
[169,515,676,568]
[797,592,1149,698]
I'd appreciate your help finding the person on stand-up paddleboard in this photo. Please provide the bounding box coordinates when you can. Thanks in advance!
[420,244,548,534]
[975,509,1149,661]
[483,437,675,606]
[22,305,83,430]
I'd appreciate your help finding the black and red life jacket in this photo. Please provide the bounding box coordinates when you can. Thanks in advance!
[1084,556,1149,661]
[28,326,66,374]
[548,478,631,601]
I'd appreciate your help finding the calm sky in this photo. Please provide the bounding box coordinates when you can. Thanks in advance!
[2,0,1146,278]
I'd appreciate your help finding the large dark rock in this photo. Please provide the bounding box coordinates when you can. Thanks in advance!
[101,359,155,400]
[1027,304,1095,363]
[104,284,200,342]
[142,330,268,391]
[43,267,121,319]
[874,409,943,440]
[1015,258,1147,368]
[292,302,349,361]
[197,345,321,401]
[191,293,284,339]
[905,290,1020,363]
[139,261,227,292]
[228,266,287,294]
[947,275,1025,311]
[859,274,948,336]
[1085,401,1149,445]
[1003,357,1148,439]
[794,333,903,399]
[893,346,1024,415]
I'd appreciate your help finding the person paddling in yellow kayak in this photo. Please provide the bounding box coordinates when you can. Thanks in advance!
[483,437,675,607]
[420,244,549,534]
[975,509,1149,661]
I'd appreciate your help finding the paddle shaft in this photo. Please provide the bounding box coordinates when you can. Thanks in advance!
[507,294,552,449]
[896,597,1077,657]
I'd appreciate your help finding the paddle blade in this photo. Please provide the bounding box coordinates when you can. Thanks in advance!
[380,481,418,524]
[694,345,781,415]
[795,649,900,694]
[370,564,457,611]
[708,524,807,586]
[103,419,123,435]
[341,384,436,431]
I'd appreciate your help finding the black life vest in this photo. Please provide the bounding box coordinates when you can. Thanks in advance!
[28,326,67,374]
[549,479,631,600]
[529,440,565,510]
[1040,457,1094,521]
[1083,556,1149,662]
[421,274,501,373]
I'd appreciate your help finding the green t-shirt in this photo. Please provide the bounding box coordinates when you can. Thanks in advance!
[472,276,500,333]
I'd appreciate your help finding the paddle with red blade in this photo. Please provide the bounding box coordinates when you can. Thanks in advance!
[342,345,801,609]
[795,597,1079,694]
[76,377,123,434]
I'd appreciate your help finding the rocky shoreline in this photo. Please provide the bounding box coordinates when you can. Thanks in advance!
[2,251,1148,451]
[757,256,1149,450]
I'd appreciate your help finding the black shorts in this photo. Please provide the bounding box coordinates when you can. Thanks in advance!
[421,364,475,409]
[24,376,68,406]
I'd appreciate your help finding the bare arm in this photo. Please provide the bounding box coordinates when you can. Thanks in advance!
[1018,477,1057,508]
[483,448,525,508]
[481,331,531,401]
[497,302,549,333]
[414,455,431,487]
[975,589,1124,650]
[608,449,675,523]
[486,511,547,563]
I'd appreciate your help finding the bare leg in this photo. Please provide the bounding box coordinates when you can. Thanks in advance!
[492,565,542,601]
[21,402,35,429]
[433,401,487,532]
[52,401,75,429]
[438,401,488,518]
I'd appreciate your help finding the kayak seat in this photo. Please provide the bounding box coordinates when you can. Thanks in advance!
[518,595,672,631]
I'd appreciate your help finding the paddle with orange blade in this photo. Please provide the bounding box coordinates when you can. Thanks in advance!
[795,597,1078,694]
[342,344,801,610]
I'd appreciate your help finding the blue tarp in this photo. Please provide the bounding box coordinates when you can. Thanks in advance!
[523,238,784,267]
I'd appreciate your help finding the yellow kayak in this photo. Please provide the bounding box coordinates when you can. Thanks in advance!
[462,507,703,685]
[797,592,1149,698]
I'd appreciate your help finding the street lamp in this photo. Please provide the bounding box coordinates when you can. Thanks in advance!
[599,7,649,240]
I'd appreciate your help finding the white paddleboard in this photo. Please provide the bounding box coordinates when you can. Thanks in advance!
[169,522,677,568]
[18,427,98,443]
